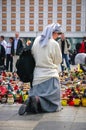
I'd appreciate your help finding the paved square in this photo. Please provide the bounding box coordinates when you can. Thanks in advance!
[0,104,86,130]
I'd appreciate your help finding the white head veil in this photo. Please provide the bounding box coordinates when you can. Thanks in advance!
[39,23,62,47]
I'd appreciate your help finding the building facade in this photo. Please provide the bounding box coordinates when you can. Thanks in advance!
[0,0,86,47]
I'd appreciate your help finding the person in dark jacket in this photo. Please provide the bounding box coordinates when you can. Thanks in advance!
[0,35,7,52]
[0,43,5,66]
[58,33,71,72]
[11,32,23,56]
[6,37,14,72]
[12,32,23,72]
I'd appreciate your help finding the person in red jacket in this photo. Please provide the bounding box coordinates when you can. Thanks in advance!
[79,37,86,53]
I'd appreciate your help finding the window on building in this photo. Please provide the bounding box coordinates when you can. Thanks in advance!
[57,6,62,11]
[57,20,62,24]
[67,0,72,4]
[57,13,62,18]
[29,13,34,18]
[29,7,34,12]
[38,26,43,31]
[20,0,25,5]
[66,26,71,31]
[57,0,62,4]
[39,13,43,18]
[67,19,71,24]
[2,20,7,24]
[39,0,43,4]
[2,7,7,12]
[76,26,81,31]
[20,20,25,24]
[11,26,16,31]
[48,0,53,5]
[20,13,25,18]
[76,13,81,18]
[39,7,43,11]
[48,6,53,11]
[11,0,16,5]
[11,7,16,12]
[30,0,34,5]
[67,6,72,11]
[11,20,16,25]
[2,13,7,18]
[48,20,52,24]
[2,0,7,5]
[20,7,25,12]
[11,13,16,18]
[29,20,34,24]
[67,13,71,18]
[76,20,81,25]
[29,26,34,31]
[76,0,81,4]
[20,26,25,31]
[39,20,43,24]
[48,13,52,18]
[76,6,81,11]
[2,26,7,31]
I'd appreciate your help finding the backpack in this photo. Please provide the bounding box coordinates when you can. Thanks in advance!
[16,44,35,85]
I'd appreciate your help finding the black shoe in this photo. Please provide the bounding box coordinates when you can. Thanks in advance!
[25,98,31,113]
[18,99,30,115]
[18,104,27,115]
[30,96,38,114]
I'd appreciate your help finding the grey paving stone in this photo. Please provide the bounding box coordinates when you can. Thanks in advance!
[0,107,18,121]
[0,121,38,130]
[0,127,33,130]
[0,106,43,121]
[70,122,86,130]
[11,113,43,121]
[33,121,72,130]
[34,121,86,130]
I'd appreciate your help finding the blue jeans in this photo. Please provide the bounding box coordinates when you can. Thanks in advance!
[61,54,70,72]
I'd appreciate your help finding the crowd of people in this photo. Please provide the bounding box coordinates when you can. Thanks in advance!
[0,32,23,72]
[0,31,86,74]
[0,23,86,115]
